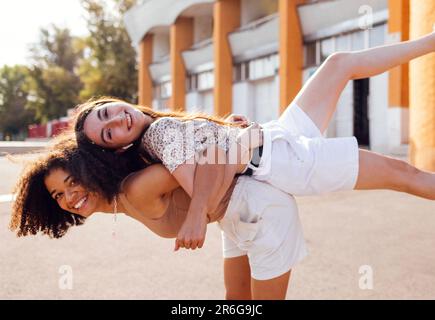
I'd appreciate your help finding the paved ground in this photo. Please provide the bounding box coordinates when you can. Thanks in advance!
[0,141,48,155]
[1,153,434,299]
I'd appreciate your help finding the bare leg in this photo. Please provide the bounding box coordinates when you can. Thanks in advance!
[251,270,291,300]
[355,149,435,200]
[224,255,252,300]
[293,30,435,133]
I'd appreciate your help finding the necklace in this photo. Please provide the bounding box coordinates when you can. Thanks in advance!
[112,195,118,238]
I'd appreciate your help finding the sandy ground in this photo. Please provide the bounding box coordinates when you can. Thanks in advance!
[1,155,434,299]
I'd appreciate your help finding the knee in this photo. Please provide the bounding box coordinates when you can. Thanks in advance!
[324,51,354,79]
[389,158,421,191]
[326,51,352,68]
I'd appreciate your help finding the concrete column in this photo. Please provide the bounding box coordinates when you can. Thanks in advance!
[388,0,410,110]
[409,0,435,170]
[213,0,241,117]
[138,34,153,107]
[170,17,193,111]
[278,0,305,113]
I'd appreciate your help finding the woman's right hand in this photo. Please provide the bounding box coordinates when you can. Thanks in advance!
[236,122,263,151]
[225,114,250,128]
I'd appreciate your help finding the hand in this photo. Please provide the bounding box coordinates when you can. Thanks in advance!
[174,213,208,251]
[225,114,250,128]
[237,122,263,150]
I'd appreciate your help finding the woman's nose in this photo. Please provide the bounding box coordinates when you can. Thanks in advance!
[106,113,123,127]
[65,189,77,208]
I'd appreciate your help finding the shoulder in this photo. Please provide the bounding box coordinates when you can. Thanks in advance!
[149,117,186,131]
[143,117,187,144]
[121,164,178,197]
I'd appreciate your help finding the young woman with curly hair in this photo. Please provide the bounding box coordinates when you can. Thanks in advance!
[10,136,144,238]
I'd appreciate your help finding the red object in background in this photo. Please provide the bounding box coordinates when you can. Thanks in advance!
[27,124,48,139]
[27,119,69,139]
[51,120,69,137]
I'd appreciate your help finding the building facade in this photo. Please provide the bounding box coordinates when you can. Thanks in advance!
[124,0,434,169]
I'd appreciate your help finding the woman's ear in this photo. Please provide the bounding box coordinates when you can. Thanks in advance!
[115,143,134,154]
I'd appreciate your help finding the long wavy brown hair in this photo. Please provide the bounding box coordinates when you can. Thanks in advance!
[72,96,241,163]
[10,134,145,239]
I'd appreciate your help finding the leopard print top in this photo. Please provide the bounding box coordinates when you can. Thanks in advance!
[142,117,240,173]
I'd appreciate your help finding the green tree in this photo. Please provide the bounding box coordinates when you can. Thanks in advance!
[0,65,35,140]
[28,25,83,122]
[78,0,138,102]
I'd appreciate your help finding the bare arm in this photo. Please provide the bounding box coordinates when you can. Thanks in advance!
[173,124,259,251]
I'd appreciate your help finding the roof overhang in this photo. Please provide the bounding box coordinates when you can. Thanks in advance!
[124,0,215,45]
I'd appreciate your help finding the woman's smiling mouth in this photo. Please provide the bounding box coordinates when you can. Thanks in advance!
[73,195,88,211]
[125,111,132,131]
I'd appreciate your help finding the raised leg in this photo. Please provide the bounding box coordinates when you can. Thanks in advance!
[224,255,252,300]
[355,149,435,200]
[293,30,435,134]
[251,270,291,300]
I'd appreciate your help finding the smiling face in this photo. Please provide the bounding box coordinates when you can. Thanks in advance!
[83,102,152,149]
[44,168,107,218]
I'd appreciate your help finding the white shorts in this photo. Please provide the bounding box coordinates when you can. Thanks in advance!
[218,176,307,281]
[253,103,360,196]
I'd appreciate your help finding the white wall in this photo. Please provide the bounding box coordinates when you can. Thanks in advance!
[240,0,277,25]
[251,75,279,124]
[193,15,213,43]
[201,90,214,115]
[232,82,252,118]
[334,82,354,138]
[152,32,170,61]
[185,91,201,113]
[186,90,214,115]
[369,73,389,153]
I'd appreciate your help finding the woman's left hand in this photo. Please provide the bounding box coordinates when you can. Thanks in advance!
[225,114,250,128]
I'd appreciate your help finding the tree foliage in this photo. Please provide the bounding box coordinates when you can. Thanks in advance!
[2,0,139,137]
[27,25,83,122]
[0,65,35,139]
[78,0,138,102]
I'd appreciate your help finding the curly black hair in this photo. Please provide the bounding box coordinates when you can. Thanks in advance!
[10,134,146,239]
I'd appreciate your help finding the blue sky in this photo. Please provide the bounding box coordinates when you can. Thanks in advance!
[0,0,88,67]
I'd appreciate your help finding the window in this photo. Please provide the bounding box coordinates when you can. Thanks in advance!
[153,81,172,100]
[248,54,278,81]
[186,70,214,92]
[304,42,317,67]
[320,37,335,62]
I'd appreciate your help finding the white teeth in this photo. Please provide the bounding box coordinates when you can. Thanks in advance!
[74,197,87,209]
[126,113,132,130]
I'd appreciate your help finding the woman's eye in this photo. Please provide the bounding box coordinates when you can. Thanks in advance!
[54,193,63,201]
[108,129,112,140]
[104,108,109,119]
[70,179,76,186]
